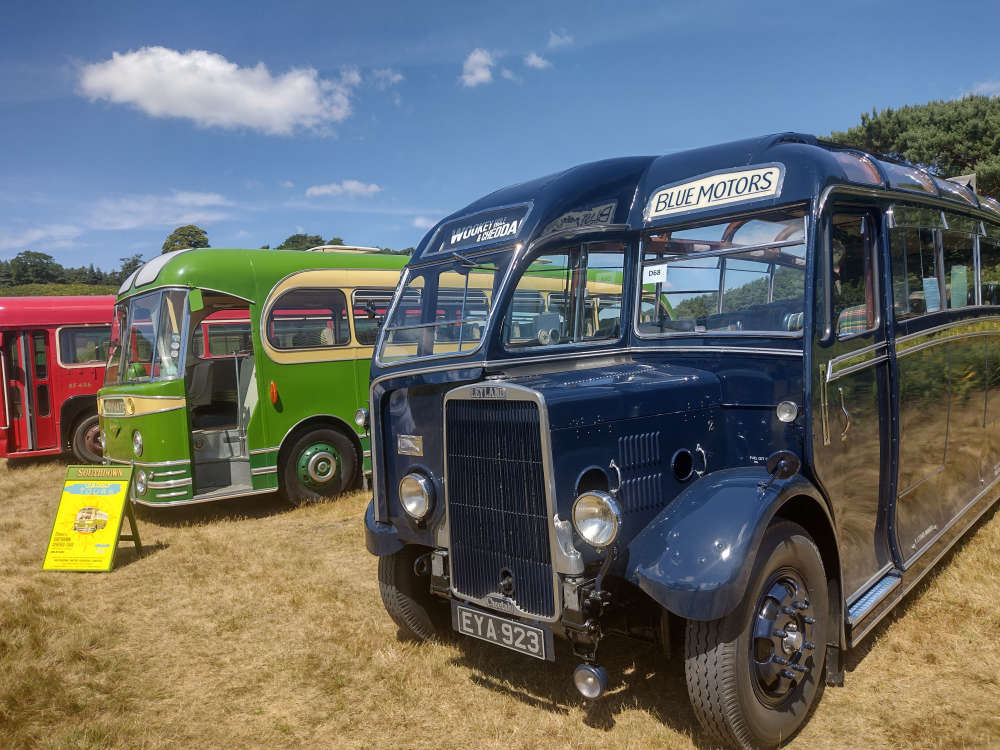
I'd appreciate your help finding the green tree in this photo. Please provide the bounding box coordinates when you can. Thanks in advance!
[118,253,145,282]
[327,236,344,246]
[162,225,210,254]
[830,95,1000,199]
[10,251,61,284]
[276,233,324,251]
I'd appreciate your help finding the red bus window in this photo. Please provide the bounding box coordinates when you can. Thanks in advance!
[32,332,47,380]
[36,384,50,417]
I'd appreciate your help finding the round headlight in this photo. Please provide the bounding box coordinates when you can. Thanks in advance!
[99,430,107,450]
[399,472,434,519]
[132,430,143,457]
[776,400,799,423]
[572,491,621,548]
[135,469,147,495]
[354,407,369,429]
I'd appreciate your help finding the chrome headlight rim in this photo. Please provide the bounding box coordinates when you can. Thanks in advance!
[132,429,143,457]
[398,472,434,520]
[571,490,621,548]
[135,469,148,496]
[353,407,369,430]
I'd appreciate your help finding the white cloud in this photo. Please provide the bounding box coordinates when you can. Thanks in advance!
[524,52,551,70]
[972,80,1000,97]
[412,216,436,230]
[460,49,494,87]
[281,180,294,189]
[373,68,404,89]
[79,46,360,135]
[548,30,574,49]
[0,224,82,252]
[90,191,233,231]
[500,68,519,82]
[305,179,382,198]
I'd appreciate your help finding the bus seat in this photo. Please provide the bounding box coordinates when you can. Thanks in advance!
[783,312,804,331]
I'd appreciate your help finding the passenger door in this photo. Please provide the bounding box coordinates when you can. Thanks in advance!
[811,210,893,600]
[3,332,35,452]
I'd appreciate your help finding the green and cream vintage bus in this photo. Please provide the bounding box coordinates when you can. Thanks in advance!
[98,247,408,506]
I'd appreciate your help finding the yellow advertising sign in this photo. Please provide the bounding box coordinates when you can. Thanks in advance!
[43,465,137,572]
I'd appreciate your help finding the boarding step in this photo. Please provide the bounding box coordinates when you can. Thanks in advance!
[847,571,902,626]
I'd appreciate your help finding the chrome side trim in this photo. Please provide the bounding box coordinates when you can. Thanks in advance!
[132,485,274,507]
[151,469,187,478]
[639,345,803,357]
[153,489,188,499]
[107,456,191,468]
[249,446,279,455]
[251,466,277,476]
[895,316,1000,359]
[825,342,889,382]
[147,477,192,490]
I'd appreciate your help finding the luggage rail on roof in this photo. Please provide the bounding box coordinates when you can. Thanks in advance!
[305,245,382,253]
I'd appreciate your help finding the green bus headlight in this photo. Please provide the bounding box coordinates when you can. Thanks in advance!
[399,472,434,519]
[132,430,143,457]
[572,491,621,548]
[135,469,148,495]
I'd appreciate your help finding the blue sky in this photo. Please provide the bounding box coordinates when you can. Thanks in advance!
[1,0,997,272]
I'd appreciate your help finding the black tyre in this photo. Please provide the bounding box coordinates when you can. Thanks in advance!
[71,413,103,463]
[685,521,828,749]
[280,427,357,506]
[378,545,448,641]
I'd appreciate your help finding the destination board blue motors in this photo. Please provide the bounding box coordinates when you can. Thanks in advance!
[431,204,531,254]
[645,163,784,221]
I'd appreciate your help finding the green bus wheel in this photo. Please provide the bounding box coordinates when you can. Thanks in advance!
[281,428,357,506]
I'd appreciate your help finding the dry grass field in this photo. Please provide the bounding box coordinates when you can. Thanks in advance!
[1,457,997,750]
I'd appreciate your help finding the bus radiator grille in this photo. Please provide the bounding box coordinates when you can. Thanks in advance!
[445,399,555,618]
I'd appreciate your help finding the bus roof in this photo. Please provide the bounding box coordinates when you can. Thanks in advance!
[0,295,115,328]
[117,248,410,303]
[411,132,1000,263]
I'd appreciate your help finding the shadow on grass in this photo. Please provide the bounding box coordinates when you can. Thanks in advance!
[113,540,169,569]
[844,501,998,673]
[447,633,712,746]
[132,491,291,527]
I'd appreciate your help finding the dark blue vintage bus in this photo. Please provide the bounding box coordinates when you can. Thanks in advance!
[363,133,1000,749]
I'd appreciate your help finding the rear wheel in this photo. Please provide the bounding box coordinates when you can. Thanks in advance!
[684,521,828,749]
[378,545,448,641]
[280,427,357,506]
[71,414,102,463]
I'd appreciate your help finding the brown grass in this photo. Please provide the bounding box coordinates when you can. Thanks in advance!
[0,457,998,749]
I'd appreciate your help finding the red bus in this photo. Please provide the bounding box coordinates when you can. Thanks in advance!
[1,296,114,462]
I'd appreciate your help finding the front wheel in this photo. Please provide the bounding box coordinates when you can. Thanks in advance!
[280,428,357,506]
[71,414,103,463]
[378,545,448,641]
[685,521,828,749]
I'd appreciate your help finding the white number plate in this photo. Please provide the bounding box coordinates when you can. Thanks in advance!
[452,602,553,661]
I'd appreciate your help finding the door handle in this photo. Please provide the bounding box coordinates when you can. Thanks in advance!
[838,387,851,442]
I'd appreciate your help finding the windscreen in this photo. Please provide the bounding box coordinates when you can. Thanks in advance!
[377,252,504,364]
[639,210,807,335]
[105,289,189,384]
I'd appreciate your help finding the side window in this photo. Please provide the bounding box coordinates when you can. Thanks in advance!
[207,324,251,356]
[32,332,47,379]
[981,230,1000,305]
[831,214,878,338]
[940,218,975,310]
[58,326,112,365]
[266,288,349,349]
[352,288,394,346]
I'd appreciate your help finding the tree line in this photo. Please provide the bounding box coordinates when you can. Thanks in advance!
[162,224,413,254]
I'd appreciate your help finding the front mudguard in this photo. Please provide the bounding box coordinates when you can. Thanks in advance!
[625,468,829,621]
[364,499,404,556]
